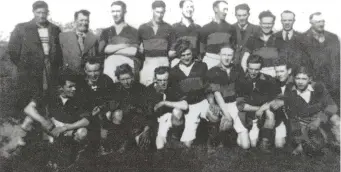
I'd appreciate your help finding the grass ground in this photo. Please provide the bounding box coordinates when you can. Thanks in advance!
[0,43,339,172]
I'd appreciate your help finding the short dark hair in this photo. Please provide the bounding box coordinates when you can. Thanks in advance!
[152,1,166,9]
[247,54,263,67]
[32,1,48,11]
[74,9,90,20]
[58,69,79,87]
[115,64,133,79]
[213,0,227,10]
[154,66,170,78]
[259,10,276,21]
[174,38,192,57]
[235,3,250,13]
[293,66,313,77]
[281,10,295,19]
[111,1,127,12]
[274,57,291,69]
[309,12,322,20]
[179,0,192,8]
[84,58,104,69]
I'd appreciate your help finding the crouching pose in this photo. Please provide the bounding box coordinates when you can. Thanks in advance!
[284,66,340,155]
[145,66,188,150]
[168,39,209,148]
[101,64,152,153]
[237,55,287,152]
[205,46,249,150]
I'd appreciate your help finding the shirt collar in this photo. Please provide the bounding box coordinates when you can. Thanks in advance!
[238,23,248,30]
[291,84,315,92]
[283,29,294,37]
[76,31,87,37]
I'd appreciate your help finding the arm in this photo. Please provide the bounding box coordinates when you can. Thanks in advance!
[104,44,129,54]
[241,52,250,72]
[155,100,188,111]
[114,46,138,57]
[7,24,22,65]
[63,118,90,131]
[23,101,52,129]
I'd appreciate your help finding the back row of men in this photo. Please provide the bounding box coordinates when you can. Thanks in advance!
[3,0,340,166]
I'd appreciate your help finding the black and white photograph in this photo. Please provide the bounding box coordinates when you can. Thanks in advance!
[0,0,340,171]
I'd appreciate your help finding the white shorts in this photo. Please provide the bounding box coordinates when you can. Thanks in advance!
[103,54,135,83]
[222,102,248,133]
[180,99,209,142]
[202,53,220,70]
[275,121,287,140]
[140,57,169,86]
[157,112,173,139]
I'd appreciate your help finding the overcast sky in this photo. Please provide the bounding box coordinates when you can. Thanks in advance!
[0,0,340,40]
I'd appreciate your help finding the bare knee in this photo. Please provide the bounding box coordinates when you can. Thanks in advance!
[172,108,184,127]
[112,109,123,124]
[264,110,275,128]
[75,128,88,142]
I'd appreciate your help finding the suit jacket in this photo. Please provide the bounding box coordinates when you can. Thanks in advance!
[232,23,260,65]
[7,19,62,103]
[59,31,99,74]
[274,30,312,70]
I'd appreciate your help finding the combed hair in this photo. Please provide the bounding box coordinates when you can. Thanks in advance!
[154,66,170,77]
[235,3,250,13]
[259,10,276,21]
[58,69,79,87]
[152,1,166,9]
[309,12,322,20]
[281,10,295,18]
[32,1,48,11]
[179,0,192,8]
[84,57,104,69]
[274,57,291,69]
[293,66,313,77]
[74,9,90,20]
[213,0,227,10]
[115,63,133,79]
[247,54,263,67]
[174,38,192,57]
[111,1,127,12]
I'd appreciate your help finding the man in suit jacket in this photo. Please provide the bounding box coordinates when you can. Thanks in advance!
[274,10,311,71]
[233,3,260,65]
[59,10,99,74]
[7,1,62,109]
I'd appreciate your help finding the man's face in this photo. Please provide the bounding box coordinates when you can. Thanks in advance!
[220,48,234,67]
[260,17,274,34]
[294,73,311,91]
[281,13,295,31]
[179,49,193,66]
[155,73,169,91]
[85,63,101,83]
[61,80,77,98]
[247,63,262,79]
[118,73,134,89]
[235,9,249,26]
[153,7,165,23]
[275,65,291,82]
[33,8,49,24]
[214,2,228,20]
[111,5,125,24]
[310,15,325,33]
[75,13,89,33]
[181,1,194,19]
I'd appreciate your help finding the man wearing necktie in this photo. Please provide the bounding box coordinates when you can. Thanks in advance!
[60,10,99,74]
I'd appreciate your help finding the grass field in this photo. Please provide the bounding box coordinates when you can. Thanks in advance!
[0,43,339,172]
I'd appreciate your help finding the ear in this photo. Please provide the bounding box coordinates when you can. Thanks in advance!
[288,68,292,75]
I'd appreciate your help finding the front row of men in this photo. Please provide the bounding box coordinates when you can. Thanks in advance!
[4,39,340,167]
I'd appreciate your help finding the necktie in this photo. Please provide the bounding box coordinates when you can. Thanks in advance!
[77,33,85,53]
[285,31,289,41]
[240,29,246,41]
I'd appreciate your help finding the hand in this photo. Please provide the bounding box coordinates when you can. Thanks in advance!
[270,100,282,110]
[51,126,67,138]
[308,119,321,131]
[137,130,151,150]
[154,101,165,112]
[92,106,102,116]
[41,120,54,132]
[260,103,270,111]
[255,109,264,119]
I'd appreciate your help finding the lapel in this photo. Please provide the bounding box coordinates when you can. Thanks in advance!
[27,20,45,56]
[70,32,82,56]
[242,24,255,45]
[83,31,95,55]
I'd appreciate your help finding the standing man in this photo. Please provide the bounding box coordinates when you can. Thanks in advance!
[7,0,62,109]
[171,0,201,67]
[233,3,260,65]
[241,10,285,77]
[274,10,311,70]
[301,12,340,106]
[138,0,176,86]
[200,0,235,69]
[99,1,139,82]
[60,10,99,74]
